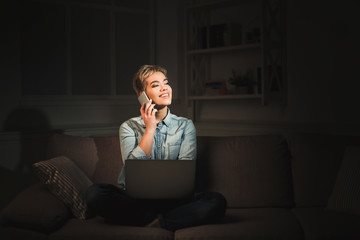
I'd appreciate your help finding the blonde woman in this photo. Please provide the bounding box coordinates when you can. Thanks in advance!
[86,65,226,231]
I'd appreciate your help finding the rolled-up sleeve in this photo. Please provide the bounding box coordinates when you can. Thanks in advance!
[119,122,148,163]
[178,120,197,160]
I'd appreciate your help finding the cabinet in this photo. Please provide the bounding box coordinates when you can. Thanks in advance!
[185,0,286,120]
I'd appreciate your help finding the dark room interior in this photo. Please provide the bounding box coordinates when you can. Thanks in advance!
[1,0,360,239]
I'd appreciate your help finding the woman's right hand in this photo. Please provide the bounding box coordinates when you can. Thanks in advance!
[139,99,158,157]
[140,99,158,131]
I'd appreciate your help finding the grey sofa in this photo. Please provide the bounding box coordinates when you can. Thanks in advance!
[1,132,360,240]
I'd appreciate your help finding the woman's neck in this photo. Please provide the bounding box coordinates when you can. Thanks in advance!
[155,106,168,124]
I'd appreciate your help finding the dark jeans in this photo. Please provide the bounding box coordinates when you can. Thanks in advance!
[85,183,227,231]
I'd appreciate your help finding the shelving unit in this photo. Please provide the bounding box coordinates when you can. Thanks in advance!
[185,0,286,121]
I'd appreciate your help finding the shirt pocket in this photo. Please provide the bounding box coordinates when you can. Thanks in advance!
[167,141,181,159]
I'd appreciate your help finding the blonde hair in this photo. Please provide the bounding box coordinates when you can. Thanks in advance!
[133,65,167,95]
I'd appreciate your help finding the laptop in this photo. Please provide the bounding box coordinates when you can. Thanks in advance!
[124,159,196,199]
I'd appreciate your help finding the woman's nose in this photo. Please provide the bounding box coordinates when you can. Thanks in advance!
[160,84,168,91]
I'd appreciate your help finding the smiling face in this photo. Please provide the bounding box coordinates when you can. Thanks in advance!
[144,71,172,107]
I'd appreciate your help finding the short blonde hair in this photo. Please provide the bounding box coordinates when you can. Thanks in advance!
[133,65,167,95]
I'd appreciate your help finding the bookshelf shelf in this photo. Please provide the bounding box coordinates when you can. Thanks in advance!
[187,43,261,55]
[188,94,262,101]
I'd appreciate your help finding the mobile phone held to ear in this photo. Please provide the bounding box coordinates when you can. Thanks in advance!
[138,91,150,106]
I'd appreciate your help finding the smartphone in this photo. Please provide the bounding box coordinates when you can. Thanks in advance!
[138,91,150,106]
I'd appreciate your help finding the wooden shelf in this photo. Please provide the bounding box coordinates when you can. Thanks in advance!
[185,0,286,122]
[187,43,261,55]
[188,94,262,100]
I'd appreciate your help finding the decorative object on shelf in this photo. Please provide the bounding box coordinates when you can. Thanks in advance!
[245,27,261,44]
[205,81,228,96]
[228,69,255,94]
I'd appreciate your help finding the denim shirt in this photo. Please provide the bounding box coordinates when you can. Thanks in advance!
[117,110,197,188]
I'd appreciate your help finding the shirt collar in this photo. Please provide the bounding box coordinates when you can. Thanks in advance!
[162,109,172,127]
[139,108,172,128]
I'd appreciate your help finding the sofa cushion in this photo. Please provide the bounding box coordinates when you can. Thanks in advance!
[175,208,304,240]
[0,183,69,233]
[292,208,360,240]
[288,133,360,207]
[33,156,93,219]
[196,135,293,208]
[0,226,48,240]
[327,146,360,215]
[46,134,98,181]
[49,217,174,240]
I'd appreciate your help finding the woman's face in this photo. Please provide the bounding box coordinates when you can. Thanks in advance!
[144,71,172,107]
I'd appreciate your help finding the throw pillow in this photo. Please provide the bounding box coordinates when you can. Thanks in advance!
[327,146,360,215]
[33,156,93,219]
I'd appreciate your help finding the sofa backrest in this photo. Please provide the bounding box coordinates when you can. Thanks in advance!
[45,133,359,210]
[287,133,360,208]
[196,135,294,209]
[46,134,123,186]
[46,134,294,209]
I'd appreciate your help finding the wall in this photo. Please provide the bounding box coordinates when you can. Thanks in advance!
[1,1,22,132]
[285,0,360,130]
[0,0,184,134]
[2,1,360,134]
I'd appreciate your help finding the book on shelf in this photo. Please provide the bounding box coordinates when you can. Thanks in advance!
[195,22,242,50]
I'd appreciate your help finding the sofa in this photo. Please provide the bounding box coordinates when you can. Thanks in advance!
[1,132,360,240]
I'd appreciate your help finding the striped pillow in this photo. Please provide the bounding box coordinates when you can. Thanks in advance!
[33,156,93,219]
[327,146,360,215]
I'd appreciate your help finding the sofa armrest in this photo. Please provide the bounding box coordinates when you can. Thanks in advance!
[1,183,70,233]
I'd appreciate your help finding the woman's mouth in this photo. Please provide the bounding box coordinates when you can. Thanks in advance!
[160,93,169,98]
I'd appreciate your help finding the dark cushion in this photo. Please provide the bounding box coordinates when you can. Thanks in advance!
[0,183,69,233]
[196,135,293,208]
[327,146,360,215]
[33,156,93,219]
[292,208,360,239]
[288,133,360,207]
[49,217,174,240]
[1,226,48,240]
[175,208,304,240]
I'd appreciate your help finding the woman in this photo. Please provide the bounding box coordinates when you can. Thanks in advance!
[86,65,226,231]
